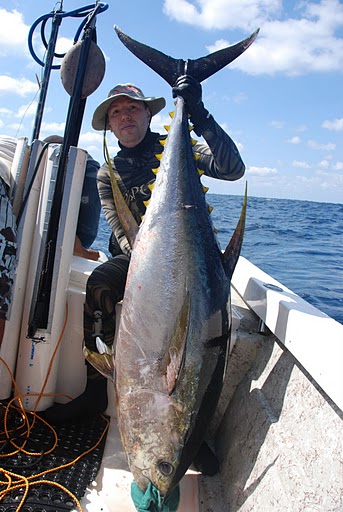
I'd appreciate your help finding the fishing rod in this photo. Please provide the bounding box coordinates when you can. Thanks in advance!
[27,2,108,337]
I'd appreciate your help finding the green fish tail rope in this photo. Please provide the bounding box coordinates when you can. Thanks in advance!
[131,481,180,512]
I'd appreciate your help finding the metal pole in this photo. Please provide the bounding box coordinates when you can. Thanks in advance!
[28,11,98,336]
[31,11,62,142]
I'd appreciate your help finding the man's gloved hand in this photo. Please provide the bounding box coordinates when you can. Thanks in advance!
[172,75,212,136]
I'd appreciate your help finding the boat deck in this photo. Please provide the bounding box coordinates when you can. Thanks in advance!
[78,286,249,511]
[78,275,343,511]
[80,420,201,511]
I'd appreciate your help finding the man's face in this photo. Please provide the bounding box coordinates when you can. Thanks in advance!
[107,96,151,148]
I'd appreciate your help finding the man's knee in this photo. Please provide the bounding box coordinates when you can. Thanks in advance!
[86,255,130,293]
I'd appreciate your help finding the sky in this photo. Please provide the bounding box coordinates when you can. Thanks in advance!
[0,0,342,204]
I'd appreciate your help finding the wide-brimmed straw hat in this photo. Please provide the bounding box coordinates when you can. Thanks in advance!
[92,83,166,131]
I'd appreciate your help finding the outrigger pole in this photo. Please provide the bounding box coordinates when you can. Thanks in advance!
[27,2,108,337]
[29,5,62,143]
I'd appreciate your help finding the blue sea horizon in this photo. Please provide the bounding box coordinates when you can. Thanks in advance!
[94,194,343,324]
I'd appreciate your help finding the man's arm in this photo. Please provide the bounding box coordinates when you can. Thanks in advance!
[193,117,245,181]
[172,75,245,181]
[74,235,100,260]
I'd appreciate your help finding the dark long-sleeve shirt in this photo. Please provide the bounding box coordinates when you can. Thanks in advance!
[97,116,245,256]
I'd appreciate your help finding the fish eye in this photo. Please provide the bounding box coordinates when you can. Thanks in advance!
[158,461,174,476]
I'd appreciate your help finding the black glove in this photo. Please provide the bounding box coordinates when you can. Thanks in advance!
[172,75,212,136]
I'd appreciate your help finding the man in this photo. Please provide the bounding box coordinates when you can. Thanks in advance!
[44,77,245,442]
[0,137,17,347]
[43,135,101,261]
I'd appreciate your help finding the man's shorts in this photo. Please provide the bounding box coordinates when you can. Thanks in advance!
[0,178,17,319]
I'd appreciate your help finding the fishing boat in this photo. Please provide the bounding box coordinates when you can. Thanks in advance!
[0,3,342,512]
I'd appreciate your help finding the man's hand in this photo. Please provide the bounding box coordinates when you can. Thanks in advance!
[172,75,202,116]
[172,75,211,136]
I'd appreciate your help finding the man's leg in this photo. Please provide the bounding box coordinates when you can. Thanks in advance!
[0,178,17,348]
[43,255,130,423]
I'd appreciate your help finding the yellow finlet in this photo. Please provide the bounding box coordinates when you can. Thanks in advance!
[202,186,209,193]
[143,200,150,208]
[151,167,159,175]
[164,125,171,132]
[214,228,219,234]
[169,111,175,118]
[194,153,201,161]
[198,168,205,176]
[190,138,197,146]
[148,183,154,191]
[208,205,214,213]
[159,139,166,146]
[155,153,163,161]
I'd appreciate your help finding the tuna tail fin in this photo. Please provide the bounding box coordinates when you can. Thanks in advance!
[114,26,259,86]
[222,182,248,280]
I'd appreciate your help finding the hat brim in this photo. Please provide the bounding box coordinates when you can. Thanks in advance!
[91,93,166,131]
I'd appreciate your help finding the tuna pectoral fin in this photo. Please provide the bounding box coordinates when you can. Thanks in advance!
[223,182,248,280]
[83,340,115,382]
[161,293,190,395]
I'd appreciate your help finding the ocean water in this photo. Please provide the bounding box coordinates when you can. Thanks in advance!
[95,194,343,324]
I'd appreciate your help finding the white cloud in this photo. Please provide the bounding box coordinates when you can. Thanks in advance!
[333,162,343,171]
[295,171,343,192]
[55,37,74,55]
[165,0,343,75]
[271,120,285,129]
[318,159,330,169]
[322,118,343,131]
[0,75,38,96]
[16,102,38,118]
[287,136,301,144]
[163,0,281,31]
[8,123,23,131]
[79,131,103,145]
[295,124,307,132]
[233,92,248,104]
[247,165,278,176]
[293,160,311,169]
[0,8,29,57]
[308,139,336,150]
[40,121,66,134]
[151,113,172,133]
[0,108,12,116]
[78,131,104,161]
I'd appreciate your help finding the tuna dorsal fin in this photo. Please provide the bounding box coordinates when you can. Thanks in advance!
[160,292,191,395]
[114,26,259,86]
[223,182,248,280]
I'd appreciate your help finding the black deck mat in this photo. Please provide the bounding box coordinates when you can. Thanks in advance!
[0,405,109,512]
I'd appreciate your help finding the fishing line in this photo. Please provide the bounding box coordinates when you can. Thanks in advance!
[14,88,40,140]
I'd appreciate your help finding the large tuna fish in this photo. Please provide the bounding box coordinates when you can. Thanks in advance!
[86,27,258,500]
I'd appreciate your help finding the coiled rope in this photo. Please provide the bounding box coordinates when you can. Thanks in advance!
[0,304,109,511]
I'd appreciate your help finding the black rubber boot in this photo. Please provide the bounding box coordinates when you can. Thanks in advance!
[41,362,108,424]
[193,441,220,476]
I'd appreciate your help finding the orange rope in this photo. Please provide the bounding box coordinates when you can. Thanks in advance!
[0,303,110,511]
